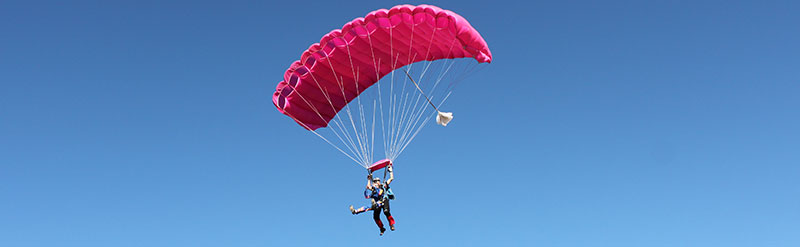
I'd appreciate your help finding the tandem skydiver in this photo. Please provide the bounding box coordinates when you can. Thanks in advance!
[350,165,395,236]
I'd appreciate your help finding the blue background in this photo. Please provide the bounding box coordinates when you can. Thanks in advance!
[2,0,799,246]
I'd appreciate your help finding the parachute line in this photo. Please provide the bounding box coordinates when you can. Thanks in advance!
[403,69,438,112]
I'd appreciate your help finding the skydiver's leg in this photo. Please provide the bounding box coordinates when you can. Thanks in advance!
[373,206,386,235]
[382,199,395,230]
[350,205,372,215]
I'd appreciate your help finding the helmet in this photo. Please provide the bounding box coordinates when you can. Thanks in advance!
[372,177,381,182]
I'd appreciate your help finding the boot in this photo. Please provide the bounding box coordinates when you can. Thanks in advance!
[388,216,395,230]
[374,218,385,235]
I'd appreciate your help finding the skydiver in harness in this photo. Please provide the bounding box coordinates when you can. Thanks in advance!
[349,165,395,236]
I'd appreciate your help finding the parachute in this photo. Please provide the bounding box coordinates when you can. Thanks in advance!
[273,4,492,168]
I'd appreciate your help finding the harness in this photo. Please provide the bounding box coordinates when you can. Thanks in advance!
[364,186,384,201]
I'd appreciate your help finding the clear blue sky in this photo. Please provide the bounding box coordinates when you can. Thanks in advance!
[2,0,799,246]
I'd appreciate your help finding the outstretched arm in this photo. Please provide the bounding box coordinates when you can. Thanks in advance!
[385,165,394,185]
[366,173,373,190]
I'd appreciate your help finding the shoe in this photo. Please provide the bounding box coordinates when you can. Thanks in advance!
[349,205,356,215]
[390,225,395,231]
[379,228,386,236]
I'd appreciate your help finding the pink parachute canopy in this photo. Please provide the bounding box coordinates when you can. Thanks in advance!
[273,4,492,130]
